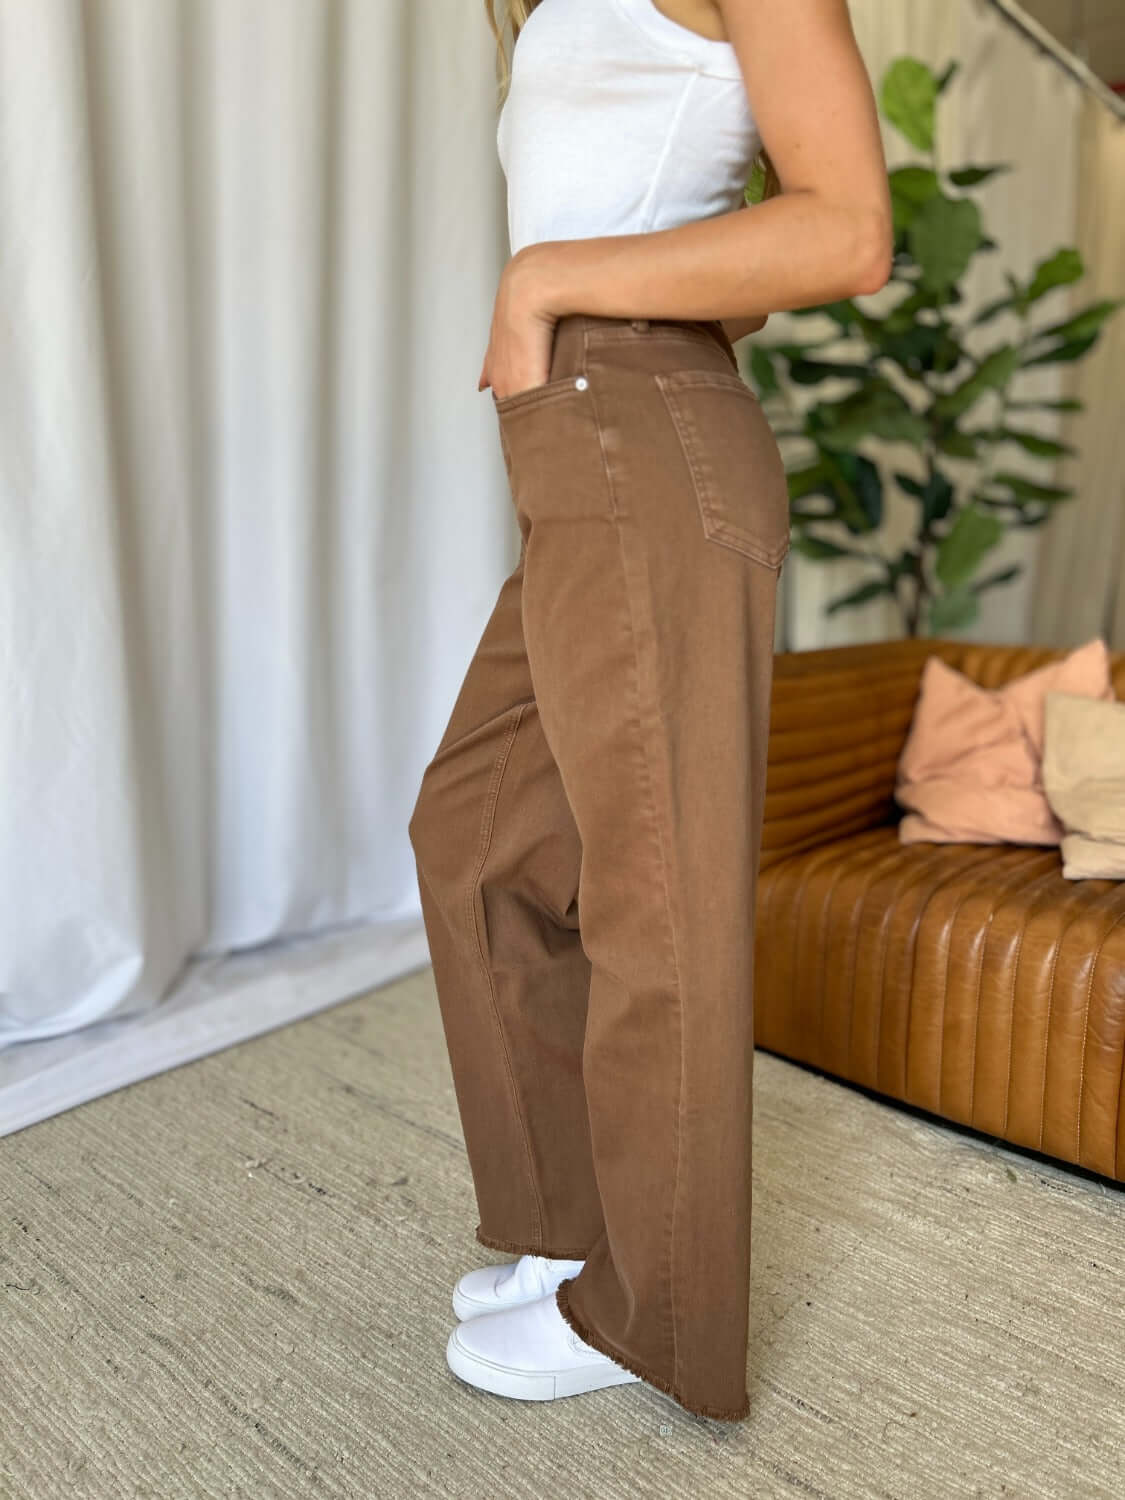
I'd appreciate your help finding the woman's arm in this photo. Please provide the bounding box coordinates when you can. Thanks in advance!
[483,0,893,396]
[719,203,769,345]
[720,198,770,343]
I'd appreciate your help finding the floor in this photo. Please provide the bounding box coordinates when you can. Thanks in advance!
[3,965,1123,1499]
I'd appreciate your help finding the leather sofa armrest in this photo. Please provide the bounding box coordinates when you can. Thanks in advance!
[759,635,1125,873]
[759,638,934,872]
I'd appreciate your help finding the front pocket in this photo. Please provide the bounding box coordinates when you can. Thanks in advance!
[655,368,791,569]
[492,373,590,415]
[493,373,610,525]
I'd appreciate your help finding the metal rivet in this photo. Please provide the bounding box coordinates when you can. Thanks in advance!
[575,376,588,390]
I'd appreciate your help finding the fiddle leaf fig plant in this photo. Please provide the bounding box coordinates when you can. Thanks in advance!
[743,55,1122,637]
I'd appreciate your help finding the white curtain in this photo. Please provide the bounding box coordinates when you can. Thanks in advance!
[1030,87,1125,646]
[0,0,514,1127]
[2,0,1120,1132]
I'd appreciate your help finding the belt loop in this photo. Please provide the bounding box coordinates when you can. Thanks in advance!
[630,318,650,332]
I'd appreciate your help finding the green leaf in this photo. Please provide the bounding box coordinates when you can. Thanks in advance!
[749,345,780,398]
[934,504,1004,590]
[823,413,930,451]
[744,158,767,206]
[932,344,1020,420]
[813,386,929,451]
[989,426,1077,459]
[826,300,867,329]
[969,564,1023,594]
[882,290,931,331]
[1020,333,1100,368]
[970,296,1017,327]
[1006,397,1085,413]
[788,359,868,385]
[973,494,1028,512]
[932,331,967,376]
[824,578,895,615]
[894,469,955,524]
[880,58,938,152]
[772,342,829,361]
[786,462,834,501]
[824,451,884,531]
[894,473,926,499]
[872,321,952,374]
[784,301,864,329]
[790,533,864,560]
[889,166,941,233]
[909,196,982,291]
[928,587,980,632]
[892,169,941,202]
[935,60,960,94]
[983,472,1075,503]
[1027,297,1123,345]
[936,428,981,459]
[948,164,1009,187]
[1024,248,1084,304]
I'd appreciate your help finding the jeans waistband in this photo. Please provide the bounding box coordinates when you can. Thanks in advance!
[552,313,738,374]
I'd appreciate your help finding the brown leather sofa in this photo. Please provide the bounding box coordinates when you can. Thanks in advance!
[755,636,1125,1185]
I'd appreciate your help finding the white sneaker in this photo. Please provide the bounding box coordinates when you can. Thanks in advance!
[446,1287,641,1402]
[451,1254,585,1322]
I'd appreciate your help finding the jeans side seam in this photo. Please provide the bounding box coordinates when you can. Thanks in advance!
[619,533,688,1394]
[588,351,685,1383]
[464,699,543,1246]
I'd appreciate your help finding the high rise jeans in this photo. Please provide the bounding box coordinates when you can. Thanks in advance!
[408,311,790,1422]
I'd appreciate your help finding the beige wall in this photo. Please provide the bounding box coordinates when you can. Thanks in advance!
[1019,0,1125,86]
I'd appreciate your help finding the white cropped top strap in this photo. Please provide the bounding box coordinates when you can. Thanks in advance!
[496,0,762,257]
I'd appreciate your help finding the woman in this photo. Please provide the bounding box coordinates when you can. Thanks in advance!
[408,0,891,1423]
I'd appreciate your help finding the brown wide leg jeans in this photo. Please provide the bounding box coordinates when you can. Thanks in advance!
[408,311,790,1422]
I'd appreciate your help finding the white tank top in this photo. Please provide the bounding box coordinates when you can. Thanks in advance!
[496,0,761,257]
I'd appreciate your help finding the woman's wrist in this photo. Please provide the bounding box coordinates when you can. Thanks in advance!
[504,241,571,320]
[505,240,769,340]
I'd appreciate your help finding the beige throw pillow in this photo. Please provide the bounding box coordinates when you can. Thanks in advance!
[1042,691,1125,880]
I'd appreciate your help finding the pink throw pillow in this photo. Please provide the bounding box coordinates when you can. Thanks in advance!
[894,638,1115,845]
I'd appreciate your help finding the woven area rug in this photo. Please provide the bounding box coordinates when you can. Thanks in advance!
[3,967,1123,1499]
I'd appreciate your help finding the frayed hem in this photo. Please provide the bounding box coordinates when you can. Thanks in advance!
[555,1276,751,1425]
[474,1223,591,1261]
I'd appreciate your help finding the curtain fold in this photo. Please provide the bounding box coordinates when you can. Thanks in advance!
[1030,88,1125,648]
[0,0,512,1052]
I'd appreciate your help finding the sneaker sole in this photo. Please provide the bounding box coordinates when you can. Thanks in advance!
[445,1325,640,1401]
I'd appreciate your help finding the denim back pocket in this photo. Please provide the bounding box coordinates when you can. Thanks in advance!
[655,368,791,570]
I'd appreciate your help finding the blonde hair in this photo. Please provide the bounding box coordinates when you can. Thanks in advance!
[482,0,782,201]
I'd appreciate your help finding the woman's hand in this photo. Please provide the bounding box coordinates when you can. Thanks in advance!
[476,240,771,394]
[478,247,560,402]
